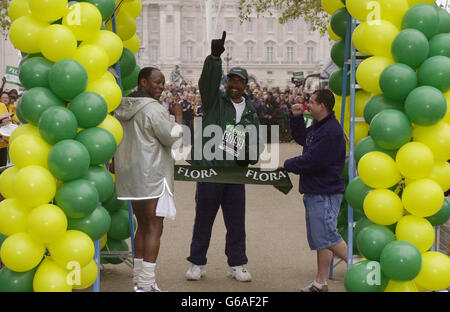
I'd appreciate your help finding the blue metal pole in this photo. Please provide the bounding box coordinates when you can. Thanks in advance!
[93,239,101,292]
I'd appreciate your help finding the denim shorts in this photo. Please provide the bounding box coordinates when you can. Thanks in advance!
[302,194,344,251]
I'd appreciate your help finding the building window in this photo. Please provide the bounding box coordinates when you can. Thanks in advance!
[225,19,233,32]
[287,20,294,33]
[307,47,314,63]
[151,18,159,32]
[267,47,274,62]
[267,19,274,33]
[247,19,253,32]
[287,47,294,63]
[307,23,314,34]
[186,19,193,32]
[151,46,159,62]
[247,46,253,62]
[186,46,193,62]
[267,71,273,75]
[226,46,233,59]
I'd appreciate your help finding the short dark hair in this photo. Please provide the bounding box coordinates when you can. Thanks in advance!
[138,67,159,85]
[312,89,335,112]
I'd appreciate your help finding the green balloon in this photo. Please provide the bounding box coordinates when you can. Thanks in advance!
[102,189,126,212]
[76,127,117,165]
[120,48,137,78]
[404,86,447,126]
[108,209,136,240]
[0,267,37,292]
[426,199,450,226]
[330,8,348,38]
[340,157,349,182]
[344,260,388,292]
[17,87,65,126]
[345,177,373,213]
[338,226,359,255]
[429,33,450,58]
[356,225,395,262]
[81,0,115,21]
[19,56,53,89]
[67,205,111,241]
[329,68,350,96]
[354,217,374,238]
[380,240,422,281]
[69,92,108,128]
[121,65,140,91]
[380,63,418,101]
[119,200,129,211]
[402,4,439,40]
[363,95,404,124]
[19,53,44,67]
[123,89,133,97]
[391,29,429,69]
[355,136,397,164]
[14,99,28,124]
[338,203,364,231]
[38,106,78,145]
[82,166,115,202]
[48,140,91,181]
[370,109,412,150]
[102,239,129,264]
[436,5,450,34]
[49,59,88,101]
[55,179,99,219]
[331,39,347,68]
[418,56,450,92]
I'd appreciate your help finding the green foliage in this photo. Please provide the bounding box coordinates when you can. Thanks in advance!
[0,0,11,36]
[237,0,329,35]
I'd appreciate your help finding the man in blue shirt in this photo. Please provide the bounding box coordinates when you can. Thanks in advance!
[282,89,348,292]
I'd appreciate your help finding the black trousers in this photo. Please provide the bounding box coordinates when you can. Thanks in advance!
[187,182,248,267]
[0,148,7,167]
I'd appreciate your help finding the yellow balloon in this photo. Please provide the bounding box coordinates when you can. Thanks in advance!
[8,0,32,22]
[33,257,72,292]
[322,0,344,15]
[72,259,98,290]
[402,179,444,217]
[384,280,418,292]
[13,165,57,208]
[352,23,372,56]
[346,0,372,21]
[442,91,450,124]
[0,198,31,236]
[100,234,107,249]
[333,94,350,123]
[82,30,124,66]
[0,166,19,198]
[98,114,123,145]
[0,232,45,272]
[123,33,140,55]
[106,10,136,41]
[62,2,102,41]
[27,204,68,244]
[412,122,450,161]
[47,230,95,268]
[355,90,371,118]
[119,0,142,18]
[39,24,77,62]
[9,123,40,144]
[414,282,429,292]
[86,78,122,112]
[414,251,450,291]
[9,15,49,53]
[356,56,394,94]
[395,142,434,180]
[9,133,52,169]
[358,151,402,189]
[30,0,67,22]
[378,0,410,29]
[363,20,399,58]
[73,45,110,82]
[428,161,450,192]
[363,189,404,225]
[407,0,436,6]
[396,215,435,253]
[101,71,117,82]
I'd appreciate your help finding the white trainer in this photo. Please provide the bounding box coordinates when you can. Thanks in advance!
[185,264,206,281]
[135,283,167,292]
[227,265,252,282]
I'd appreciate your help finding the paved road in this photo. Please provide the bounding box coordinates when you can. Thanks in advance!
[90,143,347,292]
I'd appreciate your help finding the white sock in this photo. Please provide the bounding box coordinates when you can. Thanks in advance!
[314,280,327,287]
[138,261,156,290]
[133,258,143,284]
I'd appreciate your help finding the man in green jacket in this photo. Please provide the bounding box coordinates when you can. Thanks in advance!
[186,31,263,282]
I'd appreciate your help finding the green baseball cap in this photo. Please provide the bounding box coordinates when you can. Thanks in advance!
[228,67,248,81]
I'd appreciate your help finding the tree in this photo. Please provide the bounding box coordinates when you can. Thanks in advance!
[0,0,11,37]
[238,0,329,34]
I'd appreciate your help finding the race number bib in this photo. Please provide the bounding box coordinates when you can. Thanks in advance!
[218,124,245,157]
